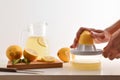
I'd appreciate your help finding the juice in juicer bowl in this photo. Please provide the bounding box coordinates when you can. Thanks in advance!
[70,44,102,70]
[70,30,102,70]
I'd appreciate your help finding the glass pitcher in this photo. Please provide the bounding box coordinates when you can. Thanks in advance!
[21,22,49,59]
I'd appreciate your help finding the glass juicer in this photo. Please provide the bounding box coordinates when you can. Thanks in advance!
[71,31,102,70]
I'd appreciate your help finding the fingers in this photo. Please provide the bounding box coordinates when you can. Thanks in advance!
[108,53,115,60]
[108,50,117,60]
[92,29,103,33]
[103,50,115,60]
[70,27,104,48]
[70,27,92,48]
[91,31,104,38]
[116,54,120,59]
[70,38,78,48]
[103,46,110,58]
[90,31,109,43]
[91,32,103,43]
[76,27,89,38]
[103,47,120,60]
[103,42,113,58]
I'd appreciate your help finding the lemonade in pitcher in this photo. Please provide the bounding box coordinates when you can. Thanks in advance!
[25,36,49,58]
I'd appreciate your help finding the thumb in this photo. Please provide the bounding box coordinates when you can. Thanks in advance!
[90,31,105,43]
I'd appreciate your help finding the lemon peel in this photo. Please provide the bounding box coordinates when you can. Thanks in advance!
[6,45,22,61]
[57,47,70,62]
[79,31,94,45]
[23,48,38,62]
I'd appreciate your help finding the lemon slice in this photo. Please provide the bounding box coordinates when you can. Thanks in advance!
[37,37,47,47]
[41,56,56,62]
[23,48,38,62]
[79,31,94,45]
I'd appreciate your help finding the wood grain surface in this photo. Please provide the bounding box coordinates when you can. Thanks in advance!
[7,61,63,70]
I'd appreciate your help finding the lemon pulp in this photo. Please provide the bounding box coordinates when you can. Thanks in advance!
[42,56,56,62]
[23,48,38,61]
[57,47,70,62]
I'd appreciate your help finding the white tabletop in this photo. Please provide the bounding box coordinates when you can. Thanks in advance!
[0,58,120,80]
[0,57,120,75]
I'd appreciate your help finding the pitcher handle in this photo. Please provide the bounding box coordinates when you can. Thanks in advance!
[19,24,34,48]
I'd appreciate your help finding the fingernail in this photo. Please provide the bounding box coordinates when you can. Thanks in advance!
[109,57,114,60]
[102,51,107,58]
[70,45,76,48]
[70,45,73,48]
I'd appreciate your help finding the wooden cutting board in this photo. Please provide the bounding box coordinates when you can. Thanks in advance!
[7,61,63,70]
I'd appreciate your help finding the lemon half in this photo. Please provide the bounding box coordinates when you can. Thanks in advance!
[57,47,70,62]
[79,31,94,45]
[23,48,38,62]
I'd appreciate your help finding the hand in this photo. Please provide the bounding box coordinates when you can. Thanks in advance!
[103,29,120,60]
[70,27,110,48]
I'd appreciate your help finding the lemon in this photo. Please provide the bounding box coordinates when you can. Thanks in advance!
[41,56,56,62]
[23,48,38,62]
[79,31,94,45]
[37,37,47,47]
[57,47,70,62]
[6,45,22,61]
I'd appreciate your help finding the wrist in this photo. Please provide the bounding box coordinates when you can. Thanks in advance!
[105,20,120,35]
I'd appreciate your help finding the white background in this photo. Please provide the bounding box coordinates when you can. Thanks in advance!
[0,0,120,62]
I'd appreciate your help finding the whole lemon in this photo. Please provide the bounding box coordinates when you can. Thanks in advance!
[6,45,22,61]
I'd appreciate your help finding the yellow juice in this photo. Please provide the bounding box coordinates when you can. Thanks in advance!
[25,36,49,58]
[71,60,101,70]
